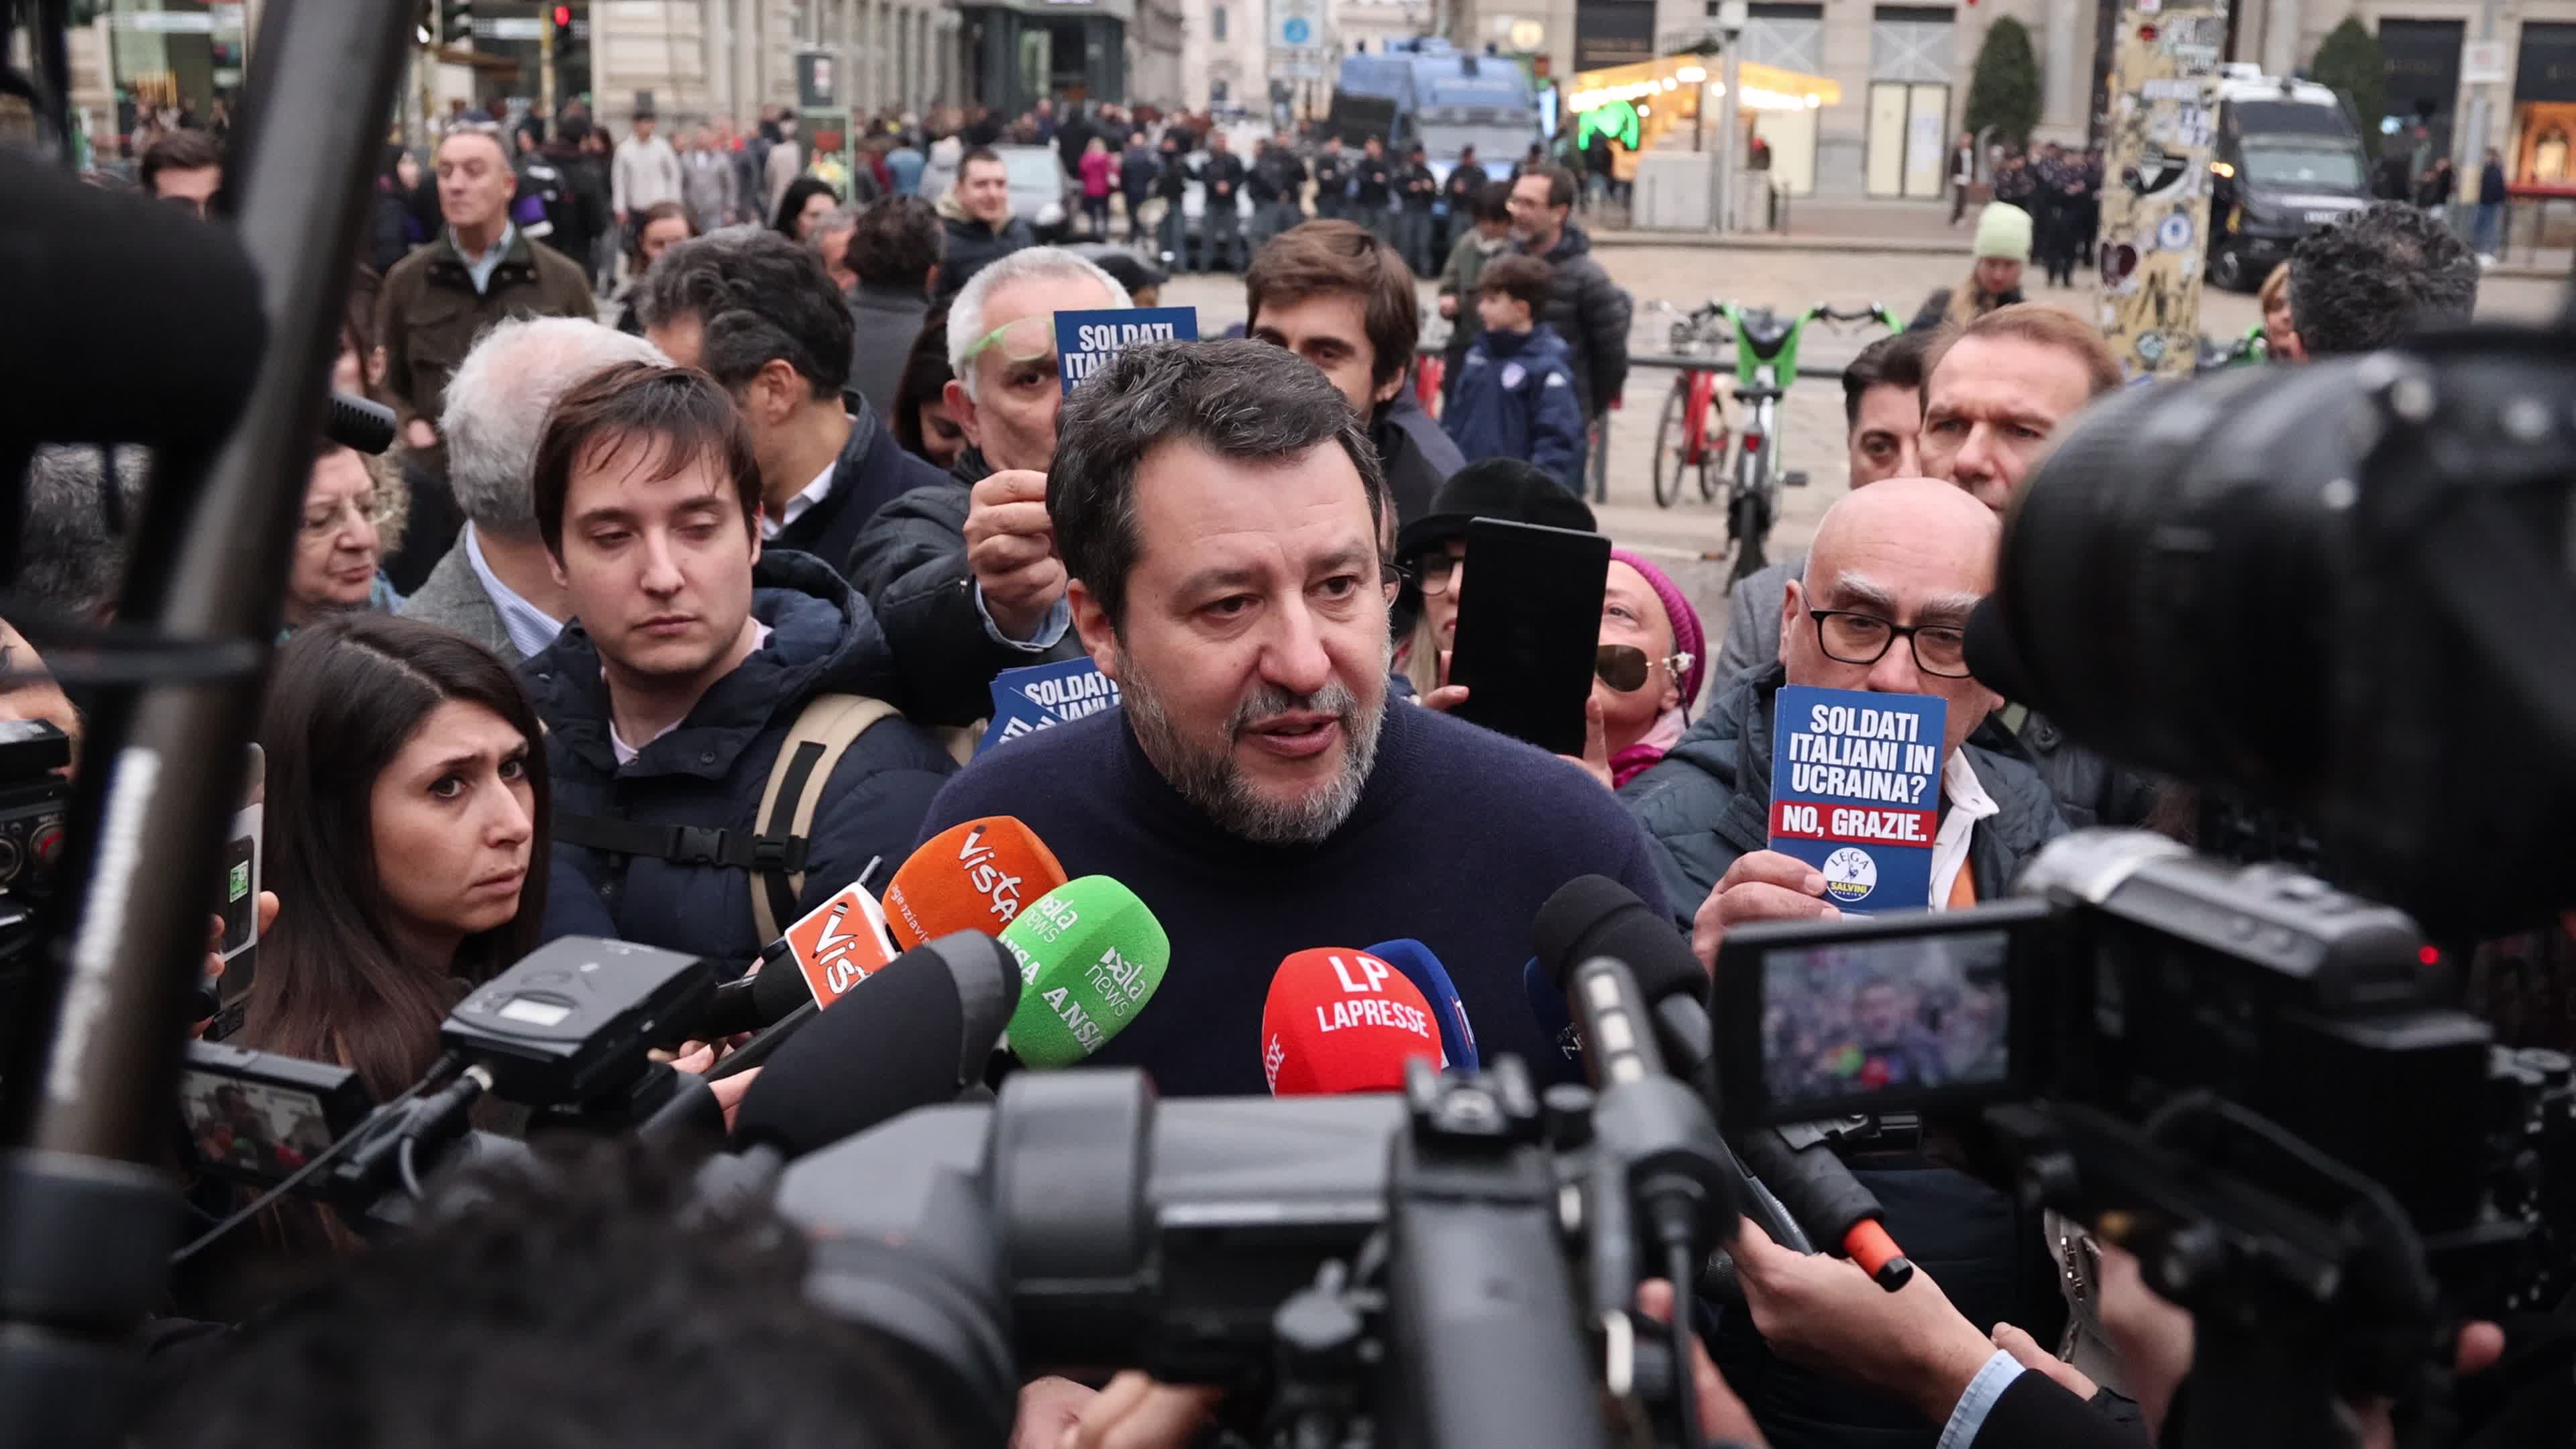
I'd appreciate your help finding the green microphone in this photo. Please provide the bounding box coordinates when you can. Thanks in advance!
[996,875,1171,1067]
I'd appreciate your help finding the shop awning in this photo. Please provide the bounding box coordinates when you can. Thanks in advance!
[1567,53,1839,115]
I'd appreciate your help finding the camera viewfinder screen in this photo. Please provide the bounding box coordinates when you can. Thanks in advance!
[180,1070,337,1182]
[1760,932,2011,1109]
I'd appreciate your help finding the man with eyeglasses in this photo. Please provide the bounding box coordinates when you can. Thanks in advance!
[1620,479,2078,1448]
[1620,477,2066,964]
[848,246,1130,724]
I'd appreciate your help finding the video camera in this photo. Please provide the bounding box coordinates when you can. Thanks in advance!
[771,956,1741,1449]
[174,936,722,1233]
[1703,326,2576,1444]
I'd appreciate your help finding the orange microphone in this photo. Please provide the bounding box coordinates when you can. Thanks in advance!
[883,817,1071,950]
[1260,948,1447,1096]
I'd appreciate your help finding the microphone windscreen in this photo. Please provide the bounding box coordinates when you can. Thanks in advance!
[1362,938,1480,1072]
[780,881,902,1006]
[885,817,1071,949]
[1263,948,1444,1095]
[1962,596,2031,704]
[733,934,1020,1157]
[0,150,267,447]
[995,876,1169,1068]
[1533,875,1703,1006]
[1523,956,1582,1064]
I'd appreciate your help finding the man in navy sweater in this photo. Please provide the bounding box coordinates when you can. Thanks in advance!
[915,338,1668,1097]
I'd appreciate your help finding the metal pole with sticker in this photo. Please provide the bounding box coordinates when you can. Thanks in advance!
[2094,4,2226,383]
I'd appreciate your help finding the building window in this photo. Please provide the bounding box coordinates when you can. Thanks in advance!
[1214,6,1228,40]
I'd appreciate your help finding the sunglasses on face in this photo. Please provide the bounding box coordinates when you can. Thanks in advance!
[1595,644,1692,693]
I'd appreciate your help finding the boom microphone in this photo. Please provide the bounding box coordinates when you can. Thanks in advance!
[0,151,268,448]
[884,817,1070,949]
[1262,949,1446,1095]
[993,877,1169,1068]
[1361,939,1480,1073]
[1535,875,1909,1288]
[730,932,1024,1157]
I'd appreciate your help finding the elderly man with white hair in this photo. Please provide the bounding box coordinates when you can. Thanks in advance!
[398,317,668,664]
[847,245,1132,725]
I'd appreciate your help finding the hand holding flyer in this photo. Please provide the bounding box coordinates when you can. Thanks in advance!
[1766,686,1947,913]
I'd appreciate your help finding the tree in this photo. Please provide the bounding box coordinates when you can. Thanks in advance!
[2310,18,2390,157]
[1964,18,2042,150]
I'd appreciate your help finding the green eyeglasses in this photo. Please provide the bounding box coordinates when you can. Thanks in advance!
[957,313,1059,366]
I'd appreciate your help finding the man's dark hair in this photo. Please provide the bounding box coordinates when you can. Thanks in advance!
[141,1144,965,1449]
[959,145,1006,175]
[633,228,853,395]
[1474,179,1513,224]
[2287,201,2479,358]
[530,362,763,558]
[1051,339,1386,630]
[845,194,944,290]
[1244,219,1419,392]
[1519,162,1576,210]
[140,127,223,197]
[1476,252,1552,313]
[1838,327,1936,431]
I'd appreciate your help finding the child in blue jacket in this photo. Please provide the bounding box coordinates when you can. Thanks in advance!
[1440,253,1586,493]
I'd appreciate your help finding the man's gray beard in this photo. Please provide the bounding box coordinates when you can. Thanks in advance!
[1120,653,1387,847]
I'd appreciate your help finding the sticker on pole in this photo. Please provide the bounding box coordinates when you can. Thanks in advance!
[1767,685,1946,913]
[1056,307,1199,395]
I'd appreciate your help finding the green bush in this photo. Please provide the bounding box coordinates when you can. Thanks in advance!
[1964,18,2042,149]
[2310,17,2389,157]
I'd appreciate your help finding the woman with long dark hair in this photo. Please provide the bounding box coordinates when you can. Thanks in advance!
[241,615,549,1104]
[773,174,839,241]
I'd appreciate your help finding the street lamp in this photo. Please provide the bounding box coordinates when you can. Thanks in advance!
[1712,0,1746,233]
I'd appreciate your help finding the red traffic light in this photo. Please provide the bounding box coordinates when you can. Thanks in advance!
[553,5,570,25]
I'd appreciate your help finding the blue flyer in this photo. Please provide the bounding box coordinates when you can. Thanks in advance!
[977,656,1124,756]
[1767,686,1947,913]
[1055,307,1199,395]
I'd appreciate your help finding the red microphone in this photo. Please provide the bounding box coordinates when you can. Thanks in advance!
[777,880,903,1007]
[1260,948,1446,1096]
[883,816,1071,949]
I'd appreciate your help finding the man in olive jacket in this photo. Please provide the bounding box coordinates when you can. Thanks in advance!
[380,128,596,481]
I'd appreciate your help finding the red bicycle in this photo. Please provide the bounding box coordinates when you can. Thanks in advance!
[1645,301,1733,510]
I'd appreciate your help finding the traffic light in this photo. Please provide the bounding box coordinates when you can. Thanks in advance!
[553,5,570,26]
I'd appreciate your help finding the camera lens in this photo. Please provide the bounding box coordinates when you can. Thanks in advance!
[1996,360,2375,804]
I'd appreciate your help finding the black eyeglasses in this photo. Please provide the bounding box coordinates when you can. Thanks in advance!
[1809,610,1973,678]
[1397,553,1466,596]
[1595,643,1692,692]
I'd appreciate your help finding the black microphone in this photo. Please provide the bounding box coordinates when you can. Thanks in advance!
[0,151,268,448]
[1538,875,1915,1287]
[684,960,816,1043]
[1962,596,2031,704]
[731,932,1023,1158]
[322,392,396,455]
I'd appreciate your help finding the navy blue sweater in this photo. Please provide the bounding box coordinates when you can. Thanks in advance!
[916,697,1672,1096]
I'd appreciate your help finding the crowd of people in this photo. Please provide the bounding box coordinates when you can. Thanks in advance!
[25,100,2538,1449]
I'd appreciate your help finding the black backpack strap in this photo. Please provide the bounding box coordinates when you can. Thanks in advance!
[550,812,810,875]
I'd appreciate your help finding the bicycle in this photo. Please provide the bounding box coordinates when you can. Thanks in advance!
[1648,300,1896,582]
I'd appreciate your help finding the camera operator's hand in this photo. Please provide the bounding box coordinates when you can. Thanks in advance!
[1638,1279,1768,1446]
[965,469,1067,643]
[0,619,81,773]
[1012,1376,1095,1449]
[190,892,277,1039]
[1729,1220,1994,1424]
[666,1044,757,1131]
[1061,1371,1221,1449]
[1693,851,1843,972]
[1992,1322,2096,1400]
[1417,649,1470,713]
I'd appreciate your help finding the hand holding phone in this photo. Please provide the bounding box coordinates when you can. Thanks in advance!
[1446,518,1611,757]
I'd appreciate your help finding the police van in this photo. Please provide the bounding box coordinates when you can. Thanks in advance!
[2206,66,2373,290]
